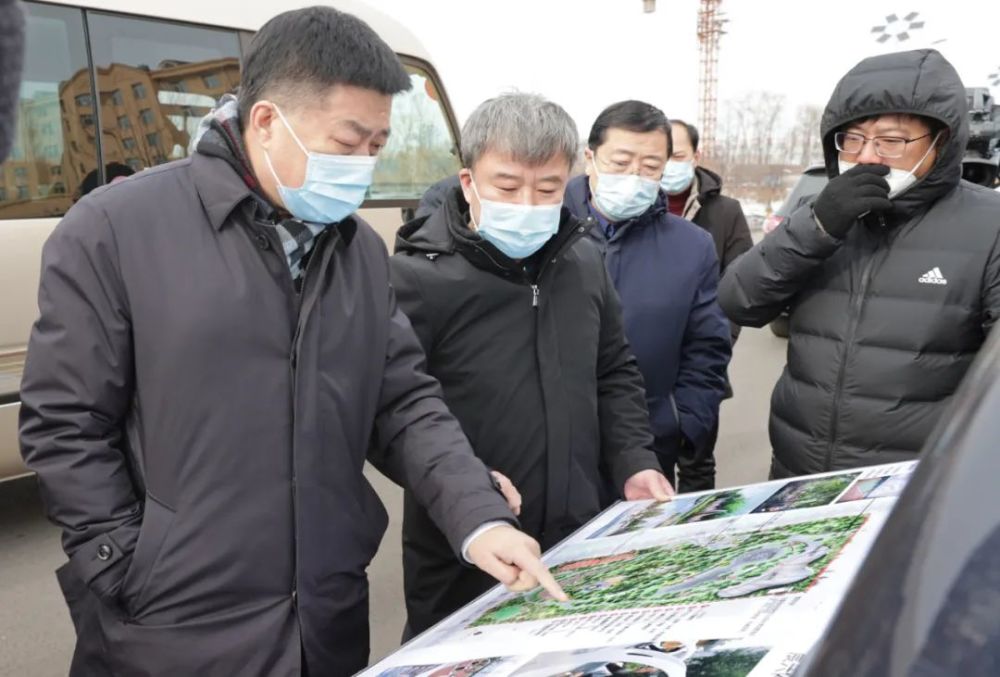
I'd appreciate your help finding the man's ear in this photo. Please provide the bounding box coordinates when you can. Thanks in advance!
[459,168,482,229]
[583,148,595,179]
[249,101,279,148]
[458,168,474,203]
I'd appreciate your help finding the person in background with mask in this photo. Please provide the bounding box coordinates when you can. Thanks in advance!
[18,9,566,676]
[564,100,732,492]
[391,92,673,637]
[660,119,752,491]
[720,49,1000,479]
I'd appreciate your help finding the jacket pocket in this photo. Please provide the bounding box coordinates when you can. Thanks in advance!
[56,561,90,634]
[119,494,176,619]
[57,562,116,675]
[669,393,681,432]
[648,394,682,440]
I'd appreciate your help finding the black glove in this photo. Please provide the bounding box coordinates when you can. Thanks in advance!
[812,164,892,239]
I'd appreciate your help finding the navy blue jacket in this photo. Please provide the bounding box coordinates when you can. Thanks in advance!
[565,176,731,459]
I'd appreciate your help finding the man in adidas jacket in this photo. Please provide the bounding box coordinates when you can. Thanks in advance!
[720,49,1000,478]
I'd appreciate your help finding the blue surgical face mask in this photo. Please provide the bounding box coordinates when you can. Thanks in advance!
[469,181,561,260]
[590,157,660,221]
[263,105,377,224]
[660,160,695,195]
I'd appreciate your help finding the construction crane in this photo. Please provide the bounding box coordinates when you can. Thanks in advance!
[696,0,726,159]
[641,0,727,158]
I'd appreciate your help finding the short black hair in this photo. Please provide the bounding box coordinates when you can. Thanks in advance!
[670,119,700,153]
[588,100,673,157]
[238,6,412,126]
[841,113,948,142]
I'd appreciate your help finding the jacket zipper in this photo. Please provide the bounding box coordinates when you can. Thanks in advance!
[824,236,879,470]
[287,230,329,620]
[531,277,547,536]
[467,224,587,308]
[529,225,586,538]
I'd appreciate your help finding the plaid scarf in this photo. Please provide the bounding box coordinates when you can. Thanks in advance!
[194,94,325,282]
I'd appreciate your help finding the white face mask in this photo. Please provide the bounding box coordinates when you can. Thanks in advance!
[838,131,942,200]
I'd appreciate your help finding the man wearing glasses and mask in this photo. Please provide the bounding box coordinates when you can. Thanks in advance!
[563,100,733,493]
[721,49,1000,479]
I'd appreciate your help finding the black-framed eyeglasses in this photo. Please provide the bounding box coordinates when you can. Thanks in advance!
[834,131,932,159]
[592,152,665,179]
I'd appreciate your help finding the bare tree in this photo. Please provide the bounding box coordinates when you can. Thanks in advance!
[372,78,459,196]
[794,104,824,166]
[747,91,785,165]
[712,90,789,211]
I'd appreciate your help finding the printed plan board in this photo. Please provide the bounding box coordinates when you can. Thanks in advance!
[361,462,916,677]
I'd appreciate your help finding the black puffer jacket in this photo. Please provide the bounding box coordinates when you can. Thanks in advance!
[720,49,1000,478]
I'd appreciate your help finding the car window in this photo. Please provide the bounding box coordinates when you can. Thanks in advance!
[0,3,94,218]
[369,64,460,201]
[85,12,241,182]
[776,172,828,216]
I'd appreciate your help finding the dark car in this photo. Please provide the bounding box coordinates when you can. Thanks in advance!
[761,164,828,338]
[797,312,1000,676]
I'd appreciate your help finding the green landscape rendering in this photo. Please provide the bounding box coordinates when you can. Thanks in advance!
[751,474,860,513]
[472,515,867,626]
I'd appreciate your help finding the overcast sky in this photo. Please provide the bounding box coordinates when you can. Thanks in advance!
[369,0,998,134]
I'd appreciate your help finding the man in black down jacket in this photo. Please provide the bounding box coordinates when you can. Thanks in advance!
[720,49,1000,479]
[391,93,672,636]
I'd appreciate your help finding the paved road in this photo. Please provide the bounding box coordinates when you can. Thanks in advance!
[0,326,787,675]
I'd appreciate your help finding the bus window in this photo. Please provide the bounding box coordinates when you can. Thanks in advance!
[85,12,241,179]
[370,64,460,201]
[0,3,95,219]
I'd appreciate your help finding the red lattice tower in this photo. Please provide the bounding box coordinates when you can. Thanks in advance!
[697,0,725,159]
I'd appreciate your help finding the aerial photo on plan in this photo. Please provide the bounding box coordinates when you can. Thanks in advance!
[473,514,867,626]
